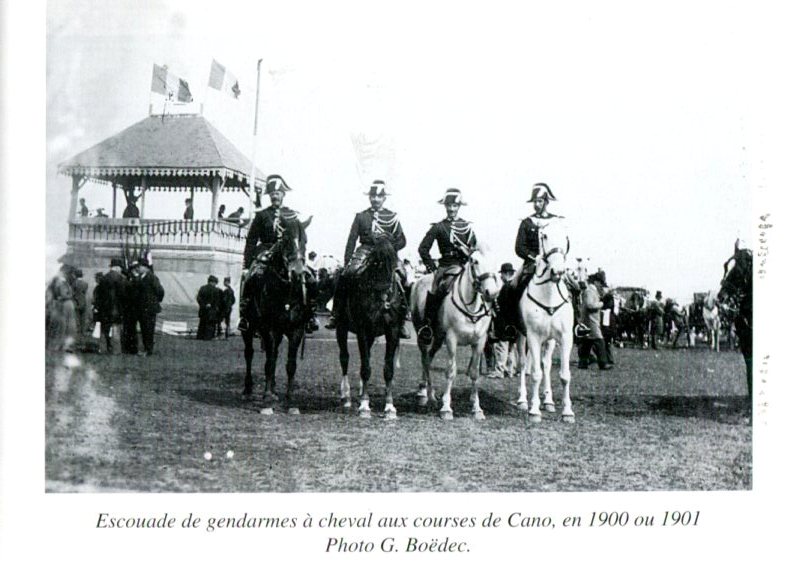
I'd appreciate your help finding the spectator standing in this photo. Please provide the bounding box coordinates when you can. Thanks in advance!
[79,198,89,217]
[219,277,236,338]
[489,262,518,378]
[183,198,194,220]
[578,272,612,370]
[95,258,127,354]
[45,264,78,352]
[196,275,221,340]
[598,272,617,365]
[648,291,665,350]
[217,204,226,219]
[125,258,165,356]
[72,269,89,344]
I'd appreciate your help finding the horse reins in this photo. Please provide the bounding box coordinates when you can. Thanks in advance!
[450,257,496,323]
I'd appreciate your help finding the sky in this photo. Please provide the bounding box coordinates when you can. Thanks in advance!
[46,0,770,303]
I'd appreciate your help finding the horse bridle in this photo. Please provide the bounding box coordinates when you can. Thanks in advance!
[450,253,497,323]
[528,233,572,314]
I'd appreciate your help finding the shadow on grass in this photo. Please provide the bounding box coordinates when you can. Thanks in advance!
[592,394,752,424]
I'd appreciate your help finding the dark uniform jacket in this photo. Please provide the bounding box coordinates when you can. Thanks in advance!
[515,213,563,263]
[129,272,165,316]
[222,286,236,317]
[418,218,477,272]
[344,207,406,265]
[243,206,301,269]
[94,270,126,324]
[197,284,222,320]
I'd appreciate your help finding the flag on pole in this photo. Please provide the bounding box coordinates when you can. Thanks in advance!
[208,59,241,99]
[151,64,193,102]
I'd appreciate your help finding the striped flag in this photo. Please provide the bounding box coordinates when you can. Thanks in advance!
[151,64,193,102]
[208,59,241,99]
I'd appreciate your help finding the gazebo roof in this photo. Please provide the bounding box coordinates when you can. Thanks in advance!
[58,114,264,191]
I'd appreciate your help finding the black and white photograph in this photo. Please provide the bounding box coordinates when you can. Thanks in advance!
[2,0,785,567]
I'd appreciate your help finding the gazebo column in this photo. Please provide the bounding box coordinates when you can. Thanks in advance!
[139,176,148,218]
[112,183,117,218]
[68,175,84,221]
[210,176,224,219]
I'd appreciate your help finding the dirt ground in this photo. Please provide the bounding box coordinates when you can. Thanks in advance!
[45,329,751,492]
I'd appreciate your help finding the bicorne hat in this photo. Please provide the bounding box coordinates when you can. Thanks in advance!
[438,188,467,206]
[264,174,292,195]
[527,182,557,202]
[364,180,388,197]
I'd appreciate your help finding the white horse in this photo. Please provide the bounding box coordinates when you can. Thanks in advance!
[703,290,721,352]
[515,221,575,423]
[411,247,501,420]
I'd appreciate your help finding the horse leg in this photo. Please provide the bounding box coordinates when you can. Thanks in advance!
[285,331,302,415]
[383,332,399,420]
[540,339,556,413]
[559,334,575,422]
[516,333,529,411]
[260,332,279,414]
[526,333,543,422]
[417,335,441,407]
[337,325,352,410]
[357,334,372,418]
[439,333,458,420]
[242,330,254,399]
[467,337,486,420]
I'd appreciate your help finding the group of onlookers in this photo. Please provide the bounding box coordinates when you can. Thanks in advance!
[45,257,165,356]
[196,276,236,340]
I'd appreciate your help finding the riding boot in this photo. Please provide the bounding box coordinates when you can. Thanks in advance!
[398,297,411,339]
[325,274,345,330]
[417,292,440,344]
[237,296,250,333]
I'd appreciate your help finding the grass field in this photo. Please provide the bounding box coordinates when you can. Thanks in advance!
[45,328,751,492]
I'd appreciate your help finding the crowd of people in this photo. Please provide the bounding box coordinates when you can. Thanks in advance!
[45,257,165,356]
[196,276,236,340]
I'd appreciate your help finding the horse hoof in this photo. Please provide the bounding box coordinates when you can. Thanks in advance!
[473,411,486,421]
[528,413,542,423]
[359,410,372,419]
[384,411,398,421]
[542,403,556,413]
[260,407,274,416]
[562,414,576,424]
[440,410,454,421]
[241,392,252,402]
[516,402,528,412]
[341,399,352,410]
[417,396,429,407]
[287,408,300,415]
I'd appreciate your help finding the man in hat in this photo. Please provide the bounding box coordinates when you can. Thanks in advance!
[487,262,519,378]
[45,264,78,351]
[79,198,89,217]
[238,174,319,333]
[497,182,565,336]
[648,290,665,350]
[94,258,127,354]
[227,206,245,224]
[197,275,222,340]
[578,271,612,370]
[72,268,89,344]
[126,257,165,356]
[325,180,410,338]
[416,188,477,343]
[219,277,236,338]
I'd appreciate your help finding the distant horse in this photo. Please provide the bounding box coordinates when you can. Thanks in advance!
[718,240,753,397]
[702,290,722,352]
[515,220,575,423]
[411,246,500,420]
[242,218,311,414]
[336,235,405,419]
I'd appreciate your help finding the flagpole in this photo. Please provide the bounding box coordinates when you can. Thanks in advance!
[248,58,263,218]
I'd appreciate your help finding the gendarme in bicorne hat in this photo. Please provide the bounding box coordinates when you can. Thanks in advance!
[264,174,292,195]
[527,182,557,202]
[438,188,467,206]
[364,179,388,197]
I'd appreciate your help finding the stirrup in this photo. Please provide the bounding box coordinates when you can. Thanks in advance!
[417,324,433,344]
[237,318,249,333]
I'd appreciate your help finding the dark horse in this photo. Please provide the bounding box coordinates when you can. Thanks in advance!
[336,235,404,419]
[718,240,753,398]
[242,218,311,414]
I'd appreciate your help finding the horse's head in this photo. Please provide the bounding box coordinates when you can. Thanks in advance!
[467,244,500,303]
[271,218,309,278]
[536,222,570,283]
[719,242,752,304]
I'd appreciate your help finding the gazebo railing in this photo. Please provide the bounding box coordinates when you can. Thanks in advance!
[68,217,249,254]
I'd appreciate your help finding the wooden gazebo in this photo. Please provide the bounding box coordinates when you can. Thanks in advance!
[58,113,264,312]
